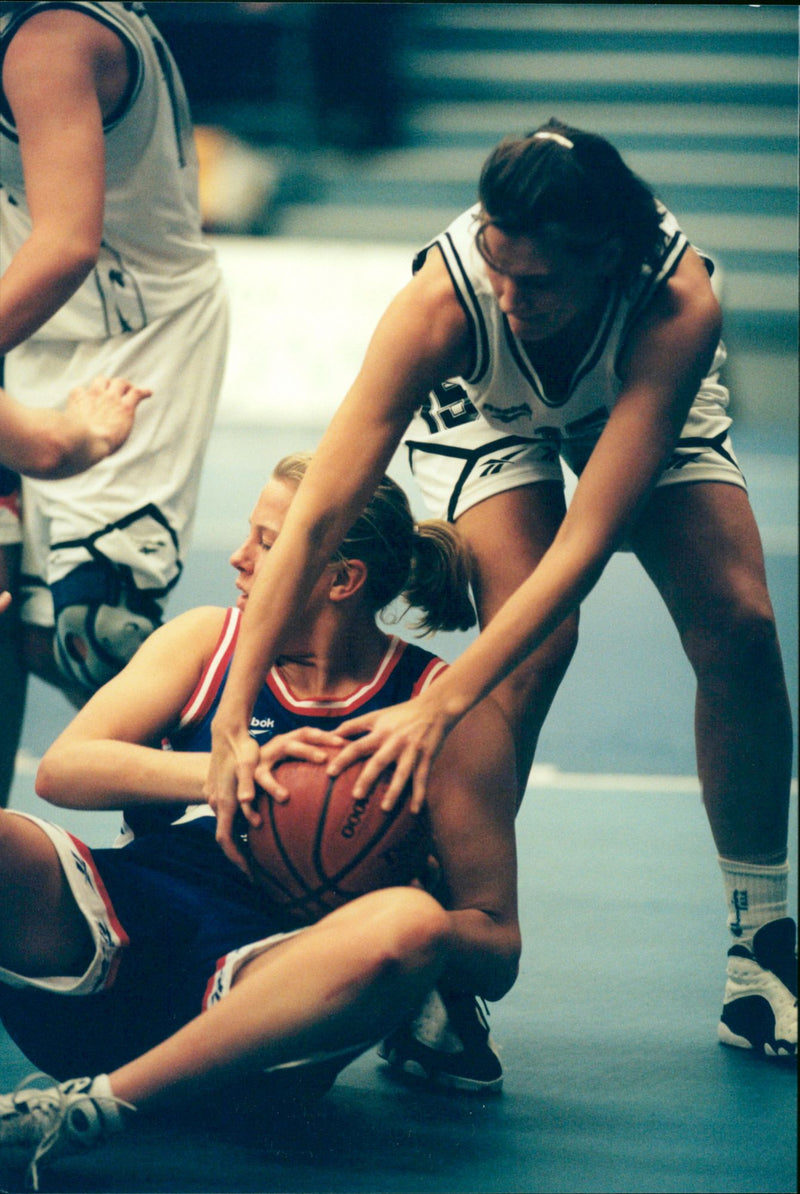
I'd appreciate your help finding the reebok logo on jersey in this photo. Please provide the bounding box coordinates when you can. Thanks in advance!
[249,717,275,736]
[479,447,528,478]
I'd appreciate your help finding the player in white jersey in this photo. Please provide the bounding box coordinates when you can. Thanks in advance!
[0,1,229,803]
[0,458,518,1189]
[207,120,795,1060]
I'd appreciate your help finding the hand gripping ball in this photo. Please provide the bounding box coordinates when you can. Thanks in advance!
[246,752,432,923]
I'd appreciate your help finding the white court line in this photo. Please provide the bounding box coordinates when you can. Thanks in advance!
[527,763,799,797]
[17,748,797,798]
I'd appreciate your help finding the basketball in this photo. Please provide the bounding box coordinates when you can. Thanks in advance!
[245,752,432,923]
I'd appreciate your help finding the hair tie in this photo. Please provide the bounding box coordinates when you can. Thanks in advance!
[533,131,574,150]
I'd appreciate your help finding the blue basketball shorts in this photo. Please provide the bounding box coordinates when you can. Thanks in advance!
[0,813,300,1079]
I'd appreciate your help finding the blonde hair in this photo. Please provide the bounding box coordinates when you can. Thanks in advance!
[273,453,476,634]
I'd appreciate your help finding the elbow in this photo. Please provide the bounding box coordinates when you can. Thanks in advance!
[481,930,522,1003]
[35,752,72,807]
[23,429,74,479]
[61,237,100,283]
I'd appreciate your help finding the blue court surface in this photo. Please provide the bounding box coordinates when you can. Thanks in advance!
[2,4,797,1188]
[1,415,796,1194]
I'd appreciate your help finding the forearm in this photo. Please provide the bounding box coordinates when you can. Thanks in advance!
[36,741,208,809]
[0,233,95,356]
[1,400,104,478]
[442,907,521,1002]
[214,467,383,727]
[429,528,608,736]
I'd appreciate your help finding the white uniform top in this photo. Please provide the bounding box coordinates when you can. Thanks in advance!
[414,202,726,443]
[0,0,221,340]
[405,203,741,523]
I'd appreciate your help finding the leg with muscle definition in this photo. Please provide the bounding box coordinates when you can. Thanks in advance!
[631,480,795,1057]
[455,481,578,807]
[1,881,450,1187]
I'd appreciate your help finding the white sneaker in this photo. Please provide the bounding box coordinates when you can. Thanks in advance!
[0,1073,134,1191]
[718,917,797,1058]
[379,989,503,1093]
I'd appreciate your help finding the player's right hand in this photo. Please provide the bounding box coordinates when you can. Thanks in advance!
[205,721,262,877]
[65,375,151,460]
[253,726,347,804]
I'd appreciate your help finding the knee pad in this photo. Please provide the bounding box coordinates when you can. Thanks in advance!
[51,561,162,693]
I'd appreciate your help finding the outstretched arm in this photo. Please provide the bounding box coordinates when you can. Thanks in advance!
[0,377,150,480]
[206,252,471,869]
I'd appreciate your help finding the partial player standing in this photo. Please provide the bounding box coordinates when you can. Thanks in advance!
[0,0,230,804]
[0,372,151,797]
[0,457,519,1190]
[206,120,796,1060]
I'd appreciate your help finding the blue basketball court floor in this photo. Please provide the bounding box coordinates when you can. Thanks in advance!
[1,419,796,1194]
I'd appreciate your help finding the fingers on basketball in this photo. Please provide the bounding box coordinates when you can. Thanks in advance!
[245,750,432,924]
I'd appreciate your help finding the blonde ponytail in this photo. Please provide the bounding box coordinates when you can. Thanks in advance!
[404,519,476,634]
[272,452,476,634]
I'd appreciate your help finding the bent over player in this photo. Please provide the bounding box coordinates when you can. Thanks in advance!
[206,119,796,1060]
[0,456,520,1191]
[0,0,229,804]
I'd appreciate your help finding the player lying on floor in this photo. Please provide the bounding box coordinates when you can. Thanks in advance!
[0,454,521,1192]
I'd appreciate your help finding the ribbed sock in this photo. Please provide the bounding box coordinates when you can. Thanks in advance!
[717,856,790,947]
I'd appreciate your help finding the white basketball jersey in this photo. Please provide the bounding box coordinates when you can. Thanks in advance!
[0,0,221,340]
[415,203,726,444]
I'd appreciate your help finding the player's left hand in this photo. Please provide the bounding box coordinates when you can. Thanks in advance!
[328,695,455,815]
[0,590,11,615]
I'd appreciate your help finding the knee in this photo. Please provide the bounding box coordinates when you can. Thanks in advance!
[0,810,43,884]
[682,586,781,679]
[50,561,162,693]
[361,888,452,980]
[0,809,16,864]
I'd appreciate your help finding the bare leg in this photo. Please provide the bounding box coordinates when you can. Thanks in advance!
[456,482,577,805]
[631,482,793,864]
[0,545,27,807]
[0,602,87,809]
[108,887,451,1109]
[0,809,94,976]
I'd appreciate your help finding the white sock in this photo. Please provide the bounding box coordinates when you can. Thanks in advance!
[89,1075,123,1127]
[718,857,790,947]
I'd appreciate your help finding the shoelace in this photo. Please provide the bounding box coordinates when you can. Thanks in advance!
[4,1072,134,1192]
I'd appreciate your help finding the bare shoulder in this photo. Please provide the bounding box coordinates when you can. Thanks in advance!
[135,606,230,667]
[3,5,128,103]
[386,246,473,378]
[5,4,126,57]
[619,245,722,381]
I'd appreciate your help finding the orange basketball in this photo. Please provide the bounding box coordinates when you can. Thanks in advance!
[245,753,432,924]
